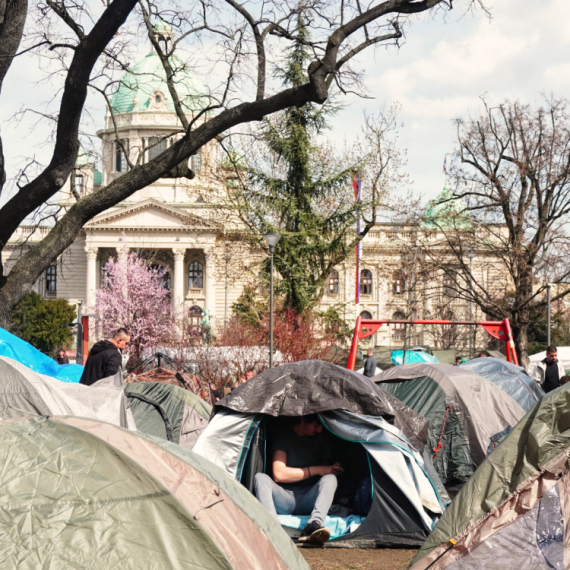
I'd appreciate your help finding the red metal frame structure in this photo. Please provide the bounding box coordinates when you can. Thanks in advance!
[347,317,519,370]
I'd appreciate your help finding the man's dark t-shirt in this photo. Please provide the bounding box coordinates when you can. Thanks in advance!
[544,360,561,393]
[363,355,377,378]
[271,426,334,484]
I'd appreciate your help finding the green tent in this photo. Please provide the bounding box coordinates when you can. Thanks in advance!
[374,363,525,491]
[126,380,211,449]
[410,383,570,569]
[0,415,310,570]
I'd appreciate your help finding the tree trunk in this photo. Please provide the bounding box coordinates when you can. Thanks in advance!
[511,319,529,369]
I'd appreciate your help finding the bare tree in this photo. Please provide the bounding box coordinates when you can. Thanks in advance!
[423,98,570,366]
[0,0,478,325]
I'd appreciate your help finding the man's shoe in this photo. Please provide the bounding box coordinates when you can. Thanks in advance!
[298,520,331,544]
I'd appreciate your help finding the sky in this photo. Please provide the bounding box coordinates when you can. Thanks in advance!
[2,0,570,205]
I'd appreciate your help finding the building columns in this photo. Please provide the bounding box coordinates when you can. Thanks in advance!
[85,247,98,308]
[204,247,216,317]
[172,248,185,310]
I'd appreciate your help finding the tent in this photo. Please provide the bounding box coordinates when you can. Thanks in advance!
[0,327,83,382]
[0,355,134,428]
[0,415,309,570]
[125,380,212,448]
[528,347,570,378]
[410,382,570,570]
[461,357,544,411]
[391,350,438,366]
[194,360,446,548]
[373,363,525,490]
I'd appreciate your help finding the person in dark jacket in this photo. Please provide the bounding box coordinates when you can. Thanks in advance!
[79,328,130,386]
[55,349,69,365]
[363,348,377,378]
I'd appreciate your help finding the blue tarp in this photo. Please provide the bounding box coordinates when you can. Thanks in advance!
[391,351,439,366]
[461,357,544,411]
[0,328,83,383]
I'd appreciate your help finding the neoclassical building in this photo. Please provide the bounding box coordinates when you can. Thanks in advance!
[3,38,494,354]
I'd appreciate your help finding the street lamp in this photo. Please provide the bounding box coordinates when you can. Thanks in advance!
[546,283,553,347]
[466,249,476,359]
[264,232,281,368]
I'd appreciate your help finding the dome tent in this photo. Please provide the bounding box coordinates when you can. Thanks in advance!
[410,383,570,570]
[460,356,544,411]
[0,355,134,428]
[374,363,525,491]
[125,380,211,448]
[194,360,447,548]
[0,415,309,570]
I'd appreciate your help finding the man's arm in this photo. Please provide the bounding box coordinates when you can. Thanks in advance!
[272,450,343,483]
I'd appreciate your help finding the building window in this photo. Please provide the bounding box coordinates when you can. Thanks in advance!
[392,311,406,341]
[443,270,456,298]
[360,310,373,321]
[187,305,203,337]
[328,270,339,295]
[46,265,57,293]
[149,137,168,161]
[442,310,454,348]
[392,271,406,295]
[191,152,201,174]
[360,269,373,296]
[188,261,204,289]
[151,264,171,291]
[115,140,128,172]
[74,174,84,196]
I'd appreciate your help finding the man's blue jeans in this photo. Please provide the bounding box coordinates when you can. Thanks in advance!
[254,473,337,526]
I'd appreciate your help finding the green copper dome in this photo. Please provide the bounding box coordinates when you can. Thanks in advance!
[110,51,207,115]
[423,187,471,230]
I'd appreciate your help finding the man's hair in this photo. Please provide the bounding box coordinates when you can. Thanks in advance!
[547,345,558,354]
[112,328,130,340]
[367,348,374,355]
[478,350,490,357]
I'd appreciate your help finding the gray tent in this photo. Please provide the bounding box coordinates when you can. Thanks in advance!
[374,363,525,490]
[0,355,135,428]
[460,357,544,411]
[195,360,446,547]
[0,415,310,570]
[125,380,211,448]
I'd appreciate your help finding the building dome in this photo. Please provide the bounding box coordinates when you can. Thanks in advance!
[110,50,207,115]
[422,187,471,230]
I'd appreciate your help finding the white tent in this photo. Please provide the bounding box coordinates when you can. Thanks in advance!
[527,347,570,378]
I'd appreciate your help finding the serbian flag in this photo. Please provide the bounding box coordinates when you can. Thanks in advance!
[352,173,361,305]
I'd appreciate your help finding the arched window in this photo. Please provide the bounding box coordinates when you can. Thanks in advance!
[188,261,204,289]
[360,310,373,320]
[360,269,373,296]
[328,270,339,295]
[115,140,128,172]
[392,272,406,295]
[392,311,406,341]
[442,310,454,348]
[187,305,203,337]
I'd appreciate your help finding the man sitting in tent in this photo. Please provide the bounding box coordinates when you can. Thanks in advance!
[254,415,343,544]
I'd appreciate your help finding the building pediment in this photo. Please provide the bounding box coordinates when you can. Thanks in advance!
[86,199,219,232]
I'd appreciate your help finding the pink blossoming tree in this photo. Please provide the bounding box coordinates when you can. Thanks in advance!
[94,251,173,368]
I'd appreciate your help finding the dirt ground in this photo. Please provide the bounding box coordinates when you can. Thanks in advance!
[300,548,418,570]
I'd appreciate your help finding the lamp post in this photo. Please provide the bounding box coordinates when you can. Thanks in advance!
[224,251,231,334]
[466,249,476,359]
[547,283,553,347]
[263,232,281,368]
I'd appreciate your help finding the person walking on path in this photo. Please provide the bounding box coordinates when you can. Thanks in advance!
[363,348,377,378]
[532,345,566,393]
[79,328,130,386]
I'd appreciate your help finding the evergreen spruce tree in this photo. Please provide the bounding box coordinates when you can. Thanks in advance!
[234,13,381,315]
